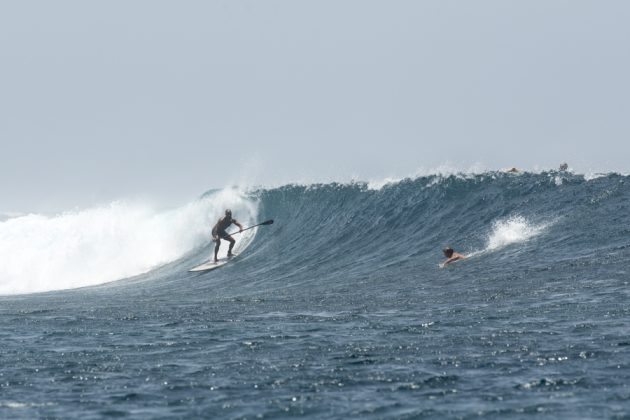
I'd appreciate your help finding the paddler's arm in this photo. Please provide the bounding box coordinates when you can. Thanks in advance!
[234,220,244,232]
[443,255,463,266]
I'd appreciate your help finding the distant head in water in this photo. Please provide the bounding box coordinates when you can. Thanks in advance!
[443,247,454,258]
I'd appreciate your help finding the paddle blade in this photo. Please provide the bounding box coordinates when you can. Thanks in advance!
[261,219,274,225]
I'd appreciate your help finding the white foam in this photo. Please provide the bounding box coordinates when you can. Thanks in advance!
[583,172,608,181]
[485,215,548,252]
[366,176,404,190]
[0,188,258,295]
[463,215,549,259]
[367,163,489,190]
[0,401,56,408]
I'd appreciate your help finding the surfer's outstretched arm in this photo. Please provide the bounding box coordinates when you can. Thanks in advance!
[443,255,464,266]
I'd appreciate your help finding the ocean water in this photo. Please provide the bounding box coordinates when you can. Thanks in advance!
[1,171,629,418]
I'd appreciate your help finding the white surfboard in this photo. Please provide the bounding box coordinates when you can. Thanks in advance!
[189,254,237,272]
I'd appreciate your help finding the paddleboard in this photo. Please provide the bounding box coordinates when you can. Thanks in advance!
[189,254,237,272]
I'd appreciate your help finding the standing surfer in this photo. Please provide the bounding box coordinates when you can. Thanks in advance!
[212,209,243,263]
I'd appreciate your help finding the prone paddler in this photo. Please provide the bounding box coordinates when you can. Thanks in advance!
[441,247,466,267]
[212,209,243,263]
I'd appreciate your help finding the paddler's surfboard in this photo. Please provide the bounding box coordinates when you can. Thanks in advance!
[189,254,237,272]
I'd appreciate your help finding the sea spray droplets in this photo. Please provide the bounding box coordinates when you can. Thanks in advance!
[486,216,548,251]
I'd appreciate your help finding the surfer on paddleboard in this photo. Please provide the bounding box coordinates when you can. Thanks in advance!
[441,247,466,267]
[212,209,243,262]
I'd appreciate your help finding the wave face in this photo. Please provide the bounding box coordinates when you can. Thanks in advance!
[240,171,627,292]
[2,171,630,418]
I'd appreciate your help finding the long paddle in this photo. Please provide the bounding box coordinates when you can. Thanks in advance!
[227,219,274,236]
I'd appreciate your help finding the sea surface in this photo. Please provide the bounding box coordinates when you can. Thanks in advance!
[1,171,629,418]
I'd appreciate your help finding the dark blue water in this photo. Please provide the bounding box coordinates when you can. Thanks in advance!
[1,171,629,418]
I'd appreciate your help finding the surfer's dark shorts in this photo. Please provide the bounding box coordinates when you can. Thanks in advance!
[212,228,231,240]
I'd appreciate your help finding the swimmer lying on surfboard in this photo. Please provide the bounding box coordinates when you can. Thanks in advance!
[441,247,466,267]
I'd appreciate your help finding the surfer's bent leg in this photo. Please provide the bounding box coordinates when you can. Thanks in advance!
[227,235,236,255]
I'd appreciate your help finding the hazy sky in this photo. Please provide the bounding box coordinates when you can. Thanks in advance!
[1,1,629,211]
